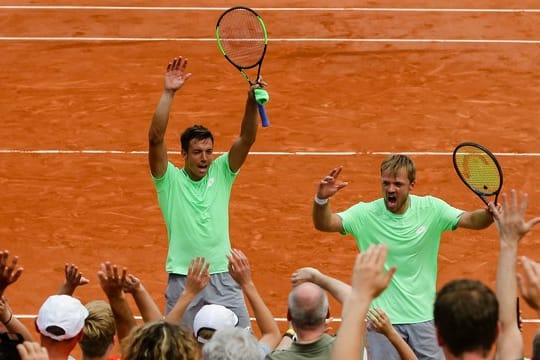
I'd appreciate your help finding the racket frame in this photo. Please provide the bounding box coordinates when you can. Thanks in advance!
[452,141,504,206]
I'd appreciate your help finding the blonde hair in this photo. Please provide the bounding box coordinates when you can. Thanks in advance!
[80,300,116,358]
[122,321,200,360]
[380,154,416,183]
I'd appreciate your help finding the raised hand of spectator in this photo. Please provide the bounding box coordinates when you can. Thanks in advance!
[165,256,210,325]
[185,256,210,295]
[351,244,396,299]
[97,262,127,299]
[291,267,322,287]
[227,249,252,287]
[367,308,392,335]
[97,262,135,341]
[331,244,396,360]
[489,190,540,246]
[292,266,351,305]
[17,341,49,360]
[489,190,540,360]
[57,263,89,296]
[0,250,23,296]
[227,249,280,350]
[367,308,418,360]
[123,274,142,294]
[123,273,163,323]
[518,256,540,315]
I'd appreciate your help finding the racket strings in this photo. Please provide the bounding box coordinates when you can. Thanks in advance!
[217,9,266,68]
[454,147,502,195]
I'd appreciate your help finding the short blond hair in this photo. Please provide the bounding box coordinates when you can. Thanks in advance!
[380,154,416,183]
[80,300,116,357]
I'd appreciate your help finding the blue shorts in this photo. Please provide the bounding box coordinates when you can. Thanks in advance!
[165,272,250,331]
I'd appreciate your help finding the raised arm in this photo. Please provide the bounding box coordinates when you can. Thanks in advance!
[457,208,494,229]
[0,250,23,297]
[57,263,89,296]
[367,308,417,360]
[227,249,280,350]
[123,274,162,323]
[331,244,396,360]
[165,256,210,325]
[227,84,260,172]
[148,56,192,178]
[312,167,348,233]
[518,256,540,318]
[0,296,34,341]
[97,262,137,342]
[490,190,540,359]
[291,267,351,304]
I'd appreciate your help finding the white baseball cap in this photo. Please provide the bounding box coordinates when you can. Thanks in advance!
[193,304,239,343]
[36,295,89,341]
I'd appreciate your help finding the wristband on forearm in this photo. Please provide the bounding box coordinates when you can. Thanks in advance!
[314,195,329,205]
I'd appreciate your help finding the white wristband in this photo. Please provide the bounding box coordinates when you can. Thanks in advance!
[314,195,329,205]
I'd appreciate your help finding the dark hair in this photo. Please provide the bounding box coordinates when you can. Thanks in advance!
[434,279,498,357]
[0,332,23,360]
[380,154,416,184]
[180,125,214,153]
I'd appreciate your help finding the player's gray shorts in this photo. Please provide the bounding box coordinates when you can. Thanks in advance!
[367,320,443,360]
[165,272,250,331]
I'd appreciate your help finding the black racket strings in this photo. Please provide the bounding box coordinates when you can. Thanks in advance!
[218,9,266,68]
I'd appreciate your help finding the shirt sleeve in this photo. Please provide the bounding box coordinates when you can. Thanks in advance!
[430,196,464,231]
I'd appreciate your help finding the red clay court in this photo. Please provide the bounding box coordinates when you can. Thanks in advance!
[1,0,540,357]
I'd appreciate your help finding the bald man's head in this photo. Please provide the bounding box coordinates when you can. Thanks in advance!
[288,282,329,329]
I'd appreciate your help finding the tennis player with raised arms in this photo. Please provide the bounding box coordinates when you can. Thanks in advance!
[312,154,497,359]
[148,55,265,330]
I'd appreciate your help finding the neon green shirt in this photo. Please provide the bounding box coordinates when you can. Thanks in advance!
[339,195,463,324]
[152,153,237,275]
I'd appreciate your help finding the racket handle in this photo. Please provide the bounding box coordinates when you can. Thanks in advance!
[253,88,270,127]
[258,103,270,127]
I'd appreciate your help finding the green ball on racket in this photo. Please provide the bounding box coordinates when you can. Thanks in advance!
[254,88,269,105]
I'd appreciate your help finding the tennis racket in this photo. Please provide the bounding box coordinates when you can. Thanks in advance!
[452,142,503,206]
[216,6,270,127]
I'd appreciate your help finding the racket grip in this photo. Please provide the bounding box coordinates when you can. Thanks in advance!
[258,104,270,127]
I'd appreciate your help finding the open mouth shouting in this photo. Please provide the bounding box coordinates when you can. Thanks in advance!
[198,163,209,174]
[386,193,398,209]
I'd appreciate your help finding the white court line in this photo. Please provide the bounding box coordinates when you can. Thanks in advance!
[2,6,539,43]
[2,6,540,12]
[0,150,539,157]
[1,37,540,44]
